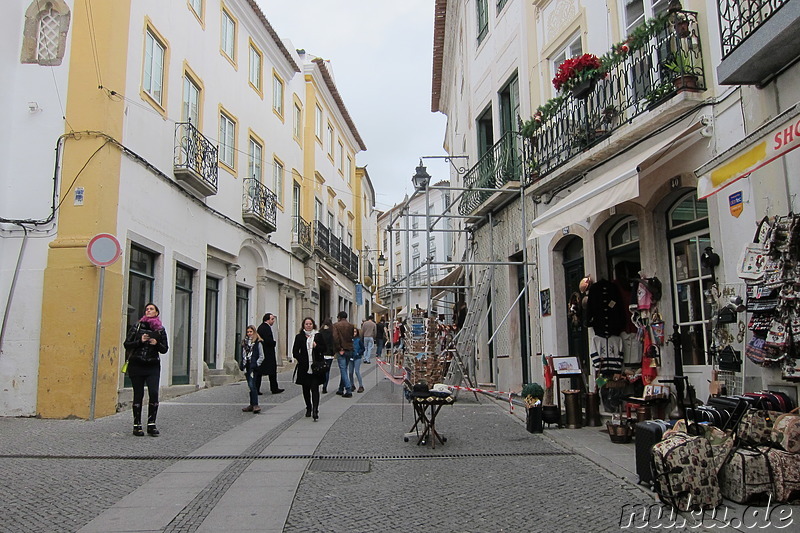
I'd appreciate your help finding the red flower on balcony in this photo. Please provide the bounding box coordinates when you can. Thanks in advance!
[552,53,606,93]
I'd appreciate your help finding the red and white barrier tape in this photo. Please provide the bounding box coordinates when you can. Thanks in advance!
[444,385,516,413]
[375,357,407,385]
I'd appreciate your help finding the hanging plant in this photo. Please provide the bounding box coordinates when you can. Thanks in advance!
[552,53,606,93]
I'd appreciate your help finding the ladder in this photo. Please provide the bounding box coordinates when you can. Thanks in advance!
[444,266,493,397]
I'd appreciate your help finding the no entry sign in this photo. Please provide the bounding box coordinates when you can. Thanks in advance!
[87,233,121,267]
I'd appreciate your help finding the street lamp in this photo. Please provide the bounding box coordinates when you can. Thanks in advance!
[412,160,431,191]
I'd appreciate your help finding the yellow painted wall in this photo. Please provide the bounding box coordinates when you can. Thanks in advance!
[37,1,131,418]
[301,74,318,222]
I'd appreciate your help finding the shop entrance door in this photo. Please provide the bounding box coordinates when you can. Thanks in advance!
[563,238,589,370]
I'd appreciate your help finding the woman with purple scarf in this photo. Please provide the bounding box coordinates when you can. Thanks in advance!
[124,303,169,436]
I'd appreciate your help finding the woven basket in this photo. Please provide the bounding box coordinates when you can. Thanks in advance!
[606,421,632,444]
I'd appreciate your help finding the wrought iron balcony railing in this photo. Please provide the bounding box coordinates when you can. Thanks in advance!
[459,131,533,215]
[530,10,705,181]
[313,220,358,279]
[174,121,218,196]
[291,215,313,257]
[717,0,789,58]
[242,178,277,233]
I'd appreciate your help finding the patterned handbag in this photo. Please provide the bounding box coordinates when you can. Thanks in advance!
[771,407,800,453]
[765,448,800,503]
[738,409,780,446]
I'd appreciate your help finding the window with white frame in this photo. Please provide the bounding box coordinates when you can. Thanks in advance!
[189,0,203,20]
[221,9,235,61]
[182,74,200,124]
[273,73,284,115]
[248,137,262,181]
[273,159,284,204]
[249,44,262,91]
[327,125,334,156]
[293,103,302,139]
[623,0,670,34]
[219,111,235,168]
[36,7,59,61]
[328,211,334,230]
[668,193,711,367]
[476,0,488,42]
[346,155,353,182]
[337,141,344,174]
[550,33,582,79]
[143,28,165,106]
[315,198,323,222]
[338,222,345,240]
[315,105,323,139]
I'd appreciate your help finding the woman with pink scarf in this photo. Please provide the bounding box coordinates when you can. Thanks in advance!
[123,303,169,436]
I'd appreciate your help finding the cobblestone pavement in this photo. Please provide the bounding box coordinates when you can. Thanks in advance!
[0,364,714,532]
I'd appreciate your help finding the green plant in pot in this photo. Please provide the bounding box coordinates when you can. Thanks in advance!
[522,382,545,433]
[664,50,698,90]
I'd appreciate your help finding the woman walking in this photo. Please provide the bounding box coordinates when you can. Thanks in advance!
[240,325,263,414]
[292,317,327,420]
[124,303,168,437]
[351,328,365,393]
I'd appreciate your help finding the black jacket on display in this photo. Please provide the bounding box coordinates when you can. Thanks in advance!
[586,279,626,338]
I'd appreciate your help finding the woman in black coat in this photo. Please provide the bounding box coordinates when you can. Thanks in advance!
[292,317,327,421]
[123,303,169,437]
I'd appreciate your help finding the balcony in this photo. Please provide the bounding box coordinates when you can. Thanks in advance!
[717,0,800,85]
[173,122,218,197]
[460,10,707,215]
[291,215,313,259]
[313,221,358,279]
[459,131,532,216]
[242,178,277,234]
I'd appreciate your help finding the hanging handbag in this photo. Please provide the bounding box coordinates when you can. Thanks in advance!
[717,346,741,372]
[745,336,768,365]
[650,313,665,346]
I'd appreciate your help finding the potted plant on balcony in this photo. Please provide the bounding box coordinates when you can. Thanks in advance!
[645,82,675,109]
[521,382,545,433]
[553,53,607,99]
[664,50,698,91]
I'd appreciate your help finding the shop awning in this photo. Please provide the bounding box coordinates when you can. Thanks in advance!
[431,265,464,299]
[528,123,702,238]
[371,300,389,314]
[318,265,352,297]
[695,102,800,199]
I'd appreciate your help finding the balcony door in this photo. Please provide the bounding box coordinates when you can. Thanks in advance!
[172,264,194,385]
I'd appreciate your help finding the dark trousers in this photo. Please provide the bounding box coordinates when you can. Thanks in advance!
[255,370,280,392]
[302,383,320,412]
[130,371,160,405]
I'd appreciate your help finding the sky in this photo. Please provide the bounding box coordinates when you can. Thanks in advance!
[256,0,450,212]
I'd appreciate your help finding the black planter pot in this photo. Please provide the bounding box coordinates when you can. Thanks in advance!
[570,78,597,99]
[526,405,544,433]
[542,405,560,427]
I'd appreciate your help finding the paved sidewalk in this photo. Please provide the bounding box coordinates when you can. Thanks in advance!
[2,363,798,532]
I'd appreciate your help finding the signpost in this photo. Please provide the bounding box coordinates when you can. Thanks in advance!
[87,233,122,420]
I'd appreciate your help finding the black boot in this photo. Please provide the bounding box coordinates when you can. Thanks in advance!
[305,407,312,418]
[313,409,319,421]
[146,402,160,437]
[132,404,144,436]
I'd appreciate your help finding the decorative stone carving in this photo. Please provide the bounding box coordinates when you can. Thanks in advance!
[546,0,578,44]
[21,0,71,66]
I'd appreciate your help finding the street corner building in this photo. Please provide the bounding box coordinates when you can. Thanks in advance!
[0,0,381,419]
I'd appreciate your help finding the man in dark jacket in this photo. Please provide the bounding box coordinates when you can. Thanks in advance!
[257,313,284,394]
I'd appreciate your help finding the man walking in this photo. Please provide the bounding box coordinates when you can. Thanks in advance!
[331,311,355,397]
[375,315,386,359]
[257,313,284,394]
[361,314,376,364]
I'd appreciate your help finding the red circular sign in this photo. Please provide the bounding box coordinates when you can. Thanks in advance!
[87,233,122,267]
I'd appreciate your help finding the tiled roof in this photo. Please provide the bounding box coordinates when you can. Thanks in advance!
[431,0,447,112]
[245,0,301,73]
[312,57,367,151]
